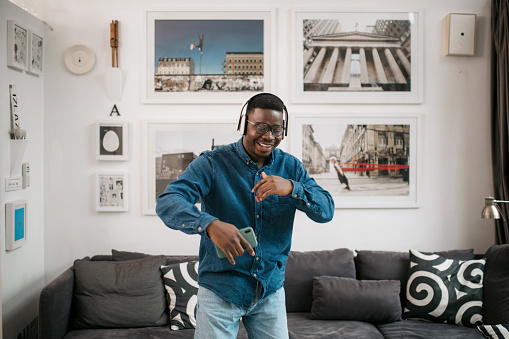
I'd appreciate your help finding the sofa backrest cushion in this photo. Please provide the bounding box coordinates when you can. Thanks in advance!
[110,249,199,266]
[483,244,509,324]
[284,248,355,313]
[72,255,169,329]
[355,249,475,308]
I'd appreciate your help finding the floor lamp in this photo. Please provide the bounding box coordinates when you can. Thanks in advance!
[481,195,509,243]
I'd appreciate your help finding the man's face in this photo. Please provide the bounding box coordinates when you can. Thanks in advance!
[242,107,284,167]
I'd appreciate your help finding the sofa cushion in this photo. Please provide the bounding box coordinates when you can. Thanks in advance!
[477,324,509,338]
[483,244,509,324]
[356,249,476,309]
[284,248,355,313]
[112,249,148,261]
[377,319,485,339]
[72,255,169,329]
[161,261,199,330]
[310,276,401,323]
[404,249,485,327]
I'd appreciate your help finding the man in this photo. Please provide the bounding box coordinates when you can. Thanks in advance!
[330,157,350,191]
[156,93,334,338]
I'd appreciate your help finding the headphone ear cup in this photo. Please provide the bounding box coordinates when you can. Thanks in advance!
[237,113,246,135]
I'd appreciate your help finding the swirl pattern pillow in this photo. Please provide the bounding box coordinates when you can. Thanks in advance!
[404,249,485,327]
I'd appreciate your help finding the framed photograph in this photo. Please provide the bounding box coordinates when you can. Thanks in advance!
[291,113,421,208]
[291,9,423,104]
[96,172,129,212]
[5,200,27,251]
[7,20,28,71]
[142,120,240,214]
[142,8,275,104]
[96,121,128,161]
[28,30,43,75]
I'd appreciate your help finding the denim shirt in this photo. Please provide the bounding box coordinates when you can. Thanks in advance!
[156,137,334,308]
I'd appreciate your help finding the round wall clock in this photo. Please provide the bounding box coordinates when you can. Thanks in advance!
[64,44,95,75]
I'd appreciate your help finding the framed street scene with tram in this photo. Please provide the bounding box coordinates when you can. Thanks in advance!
[291,114,421,208]
[143,9,275,104]
[291,9,423,104]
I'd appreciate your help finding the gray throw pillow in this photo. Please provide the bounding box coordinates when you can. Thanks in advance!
[73,255,169,329]
[310,276,401,323]
[284,248,355,313]
[483,244,509,324]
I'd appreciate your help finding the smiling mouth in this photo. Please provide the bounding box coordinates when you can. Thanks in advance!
[256,141,273,150]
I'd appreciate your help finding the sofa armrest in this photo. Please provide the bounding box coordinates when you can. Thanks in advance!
[39,267,75,339]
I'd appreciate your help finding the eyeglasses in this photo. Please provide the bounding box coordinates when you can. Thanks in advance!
[246,120,284,137]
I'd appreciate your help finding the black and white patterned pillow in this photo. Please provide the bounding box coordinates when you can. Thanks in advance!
[478,324,509,338]
[404,249,485,327]
[160,261,199,330]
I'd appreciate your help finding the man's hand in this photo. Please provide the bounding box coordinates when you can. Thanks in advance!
[251,172,293,203]
[206,220,255,265]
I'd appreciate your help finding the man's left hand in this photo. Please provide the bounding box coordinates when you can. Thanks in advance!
[252,172,293,202]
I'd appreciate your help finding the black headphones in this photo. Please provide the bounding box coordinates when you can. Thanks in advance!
[236,92,289,139]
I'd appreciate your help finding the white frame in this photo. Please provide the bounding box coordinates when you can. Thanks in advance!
[7,20,28,71]
[96,172,129,212]
[142,8,276,104]
[291,8,423,104]
[96,121,129,161]
[142,120,239,214]
[291,113,421,208]
[5,200,27,250]
[28,30,43,75]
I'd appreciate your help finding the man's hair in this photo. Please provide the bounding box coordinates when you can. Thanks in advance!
[246,93,286,116]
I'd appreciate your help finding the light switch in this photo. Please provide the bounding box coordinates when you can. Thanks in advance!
[446,13,477,56]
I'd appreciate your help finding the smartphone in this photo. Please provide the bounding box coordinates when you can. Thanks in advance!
[215,227,258,259]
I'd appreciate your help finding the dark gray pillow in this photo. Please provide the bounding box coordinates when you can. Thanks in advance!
[355,249,475,308]
[112,249,148,261]
[284,248,355,313]
[310,276,401,323]
[483,244,509,324]
[72,255,169,329]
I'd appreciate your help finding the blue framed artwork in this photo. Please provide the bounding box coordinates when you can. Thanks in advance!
[5,200,27,250]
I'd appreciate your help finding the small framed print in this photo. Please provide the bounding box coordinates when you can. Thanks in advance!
[5,200,27,251]
[7,20,28,71]
[96,172,129,212]
[28,30,43,75]
[96,121,128,161]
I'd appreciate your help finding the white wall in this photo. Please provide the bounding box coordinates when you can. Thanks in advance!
[0,1,45,337]
[37,0,494,286]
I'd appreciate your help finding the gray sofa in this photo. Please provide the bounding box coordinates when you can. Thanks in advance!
[39,245,509,339]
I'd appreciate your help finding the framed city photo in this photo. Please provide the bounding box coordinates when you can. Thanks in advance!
[28,30,43,75]
[142,120,239,214]
[96,172,129,212]
[291,113,421,208]
[142,8,275,104]
[7,20,28,71]
[96,121,128,161]
[5,200,27,251]
[291,9,423,104]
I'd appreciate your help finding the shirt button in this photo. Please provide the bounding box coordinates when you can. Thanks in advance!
[246,161,250,164]
[256,257,260,261]
[294,194,298,198]
[253,273,257,277]
[197,227,202,232]
[256,214,260,218]
[182,224,185,227]
[307,203,310,206]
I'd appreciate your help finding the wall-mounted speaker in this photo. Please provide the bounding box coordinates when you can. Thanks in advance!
[445,13,477,56]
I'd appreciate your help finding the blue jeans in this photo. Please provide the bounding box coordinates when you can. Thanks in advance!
[194,284,289,339]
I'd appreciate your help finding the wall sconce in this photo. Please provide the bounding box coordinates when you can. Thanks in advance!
[481,195,509,220]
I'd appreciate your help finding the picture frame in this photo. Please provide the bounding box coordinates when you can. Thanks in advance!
[28,30,43,75]
[5,200,27,251]
[291,9,423,104]
[142,8,275,104]
[142,120,240,214]
[291,113,421,208]
[7,20,28,71]
[96,172,129,212]
[96,121,128,161]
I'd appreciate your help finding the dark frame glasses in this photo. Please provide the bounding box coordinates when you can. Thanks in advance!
[246,120,285,137]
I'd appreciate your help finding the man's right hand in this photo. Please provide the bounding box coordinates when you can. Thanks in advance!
[206,220,255,265]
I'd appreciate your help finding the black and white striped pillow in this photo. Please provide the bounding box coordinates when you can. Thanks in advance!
[160,261,199,330]
[478,324,509,338]
[404,249,485,327]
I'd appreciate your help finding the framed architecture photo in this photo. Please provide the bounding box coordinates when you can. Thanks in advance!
[5,200,27,251]
[96,121,128,161]
[96,172,129,212]
[291,113,421,208]
[28,30,43,75]
[142,120,239,214]
[142,8,275,104]
[291,9,423,104]
[7,20,28,71]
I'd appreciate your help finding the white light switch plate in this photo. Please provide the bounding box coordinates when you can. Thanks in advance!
[5,176,22,191]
